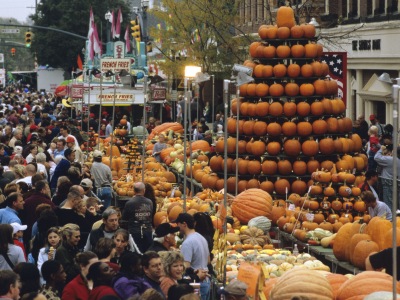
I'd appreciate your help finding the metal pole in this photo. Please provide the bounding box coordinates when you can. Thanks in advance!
[87,75,91,156]
[235,86,240,196]
[391,81,399,297]
[141,75,148,182]
[97,75,103,149]
[222,79,230,287]
[211,75,215,127]
[183,77,188,211]
[110,82,116,178]
[188,83,194,194]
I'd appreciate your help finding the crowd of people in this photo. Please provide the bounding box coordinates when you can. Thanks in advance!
[0,88,231,300]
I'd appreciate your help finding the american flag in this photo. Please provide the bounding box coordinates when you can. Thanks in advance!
[321,52,347,106]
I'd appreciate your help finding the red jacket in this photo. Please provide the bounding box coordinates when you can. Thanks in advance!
[62,274,90,300]
[89,286,118,300]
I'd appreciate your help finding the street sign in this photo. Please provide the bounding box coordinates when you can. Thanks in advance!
[100,58,131,73]
[152,88,166,100]
[1,29,20,34]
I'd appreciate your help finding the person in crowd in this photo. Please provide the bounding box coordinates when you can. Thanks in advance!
[193,125,204,141]
[193,212,215,277]
[174,213,210,300]
[54,139,66,158]
[58,125,79,149]
[91,150,113,208]
[122,182,153,253]
[367,125,380,171]
[13,262,41,296]
[54,224,81,283]
[112,252,151,299]
[81,164,92,180]
[216,124,224,138]
[203,130,212,146]
[374,145,400,210]
[35,153,48,180]
[65,136,84,165]
[51,177,72,206]
[85,208,126,252]
[361,190,392,220]
[212,114,223,133]
[40,260,67,299]
[167,284,195,300]
[61,251,98,300]
[25,145,38,164]
[0,192,25,224]
[87,261,118,300]
[144,183,157,227]
[9,128,23,149]
[152,134,168,163]
[0,270,21,300]
[148,223,179,253]
[140,289,165,300]
[105,120,113,138]
[37,227,61,282]
[366,246,400,279]
[142,251,165,297]
[10,222,27,260]
[218,280,248,300]
[93,238,120,273]
[369,114,385,137]
[176,101,182,124]
[55,189,83,225]
[160,251,186,298]
[0,224,26,270]
[80,178,96,200]
[22,180,55,242]
[16,163,36,187]
[0,166,12,192]
[112,228,131,265]
[50,148,76,192]
[358,169,379,199]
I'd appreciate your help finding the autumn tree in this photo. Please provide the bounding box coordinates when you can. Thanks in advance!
[30,0,131,73]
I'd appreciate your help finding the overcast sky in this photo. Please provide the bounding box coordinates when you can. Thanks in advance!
[0,0,35,23]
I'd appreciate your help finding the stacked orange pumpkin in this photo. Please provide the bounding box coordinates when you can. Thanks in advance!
[206,6,367,227]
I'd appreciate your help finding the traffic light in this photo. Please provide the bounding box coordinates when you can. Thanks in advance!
[10,48,15,56]
[130,18,141,42]
[25,31,32,47]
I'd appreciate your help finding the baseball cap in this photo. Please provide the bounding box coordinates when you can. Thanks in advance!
[30,124,39,132]
[89,113,95,118]
[10,223,27,234]
[218,280,248,296]
[80,178,93,189]
[64,148,75,158]
[173,213,195,228]
[93,150,103,158]
[369,114,376,121]
[66,136,75,143]
[155,223,180,237]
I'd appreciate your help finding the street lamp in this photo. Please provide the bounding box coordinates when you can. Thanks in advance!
[378,72,400,296]
[183,65,202,210]
[308,17,321,38]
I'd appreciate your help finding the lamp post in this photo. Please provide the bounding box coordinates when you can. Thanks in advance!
[183,66,202,211]
[142,75,148,182]
[105,11,112,55]
[378,73,400,296]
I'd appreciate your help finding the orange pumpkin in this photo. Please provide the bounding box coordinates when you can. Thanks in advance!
[276,6,296,28]
[231,188,272,223]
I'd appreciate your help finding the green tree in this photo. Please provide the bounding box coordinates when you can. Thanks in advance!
[30,0,131,73]
[149,0,252,80]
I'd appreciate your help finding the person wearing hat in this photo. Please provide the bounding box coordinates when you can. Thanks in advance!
[66,135,84,165]
[91,150,113,208]
[147,223,179,253]
[369,114,385,138]
[58,125,80,149]
[174,213,210,299]
[219,280,248,300]
[10,222,28,260]
[50,148,76,191]
[374,144,400,212]
[80,178,95,200]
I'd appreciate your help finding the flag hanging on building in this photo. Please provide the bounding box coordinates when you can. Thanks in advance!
[321,52,348,106]
[87,7,102,61]
[115,7,123,38]
[110,11,115,39]
[124,25,131,53]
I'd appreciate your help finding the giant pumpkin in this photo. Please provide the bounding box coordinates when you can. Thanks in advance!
[231,188,272,224]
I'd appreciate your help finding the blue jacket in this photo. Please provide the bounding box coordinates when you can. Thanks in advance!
[0,207,21,224]
[50,158,70,189]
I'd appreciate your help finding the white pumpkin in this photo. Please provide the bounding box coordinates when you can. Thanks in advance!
[364,291,400,300]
